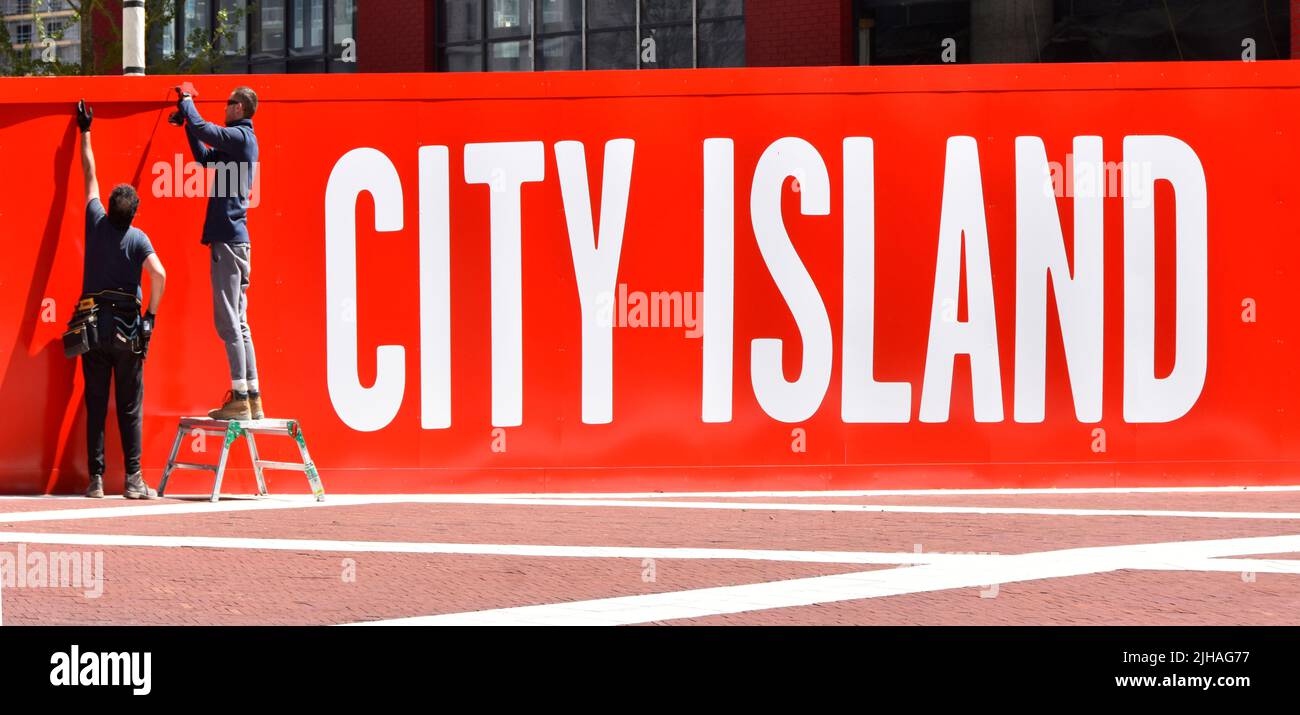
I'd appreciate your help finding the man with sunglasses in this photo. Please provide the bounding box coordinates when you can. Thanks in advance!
[174,86,264,421]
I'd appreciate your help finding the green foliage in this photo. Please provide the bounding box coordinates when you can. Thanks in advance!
[1,0,253,76]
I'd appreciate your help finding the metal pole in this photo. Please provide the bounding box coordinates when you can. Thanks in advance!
[692,0,697,68]
[123,0,146,75]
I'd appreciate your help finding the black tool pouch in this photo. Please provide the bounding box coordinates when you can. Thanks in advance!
[63,301,100,359]
[105,305,142,355]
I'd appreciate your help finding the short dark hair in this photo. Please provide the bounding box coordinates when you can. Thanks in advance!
[232,86,258,118]
[107,184,139,231]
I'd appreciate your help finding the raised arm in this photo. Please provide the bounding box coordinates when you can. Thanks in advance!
[77,100,98,205]
[180,97,248,156]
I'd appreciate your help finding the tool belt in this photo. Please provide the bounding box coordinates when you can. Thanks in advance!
[63,290,144,359]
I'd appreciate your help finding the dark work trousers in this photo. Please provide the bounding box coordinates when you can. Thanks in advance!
[81,341,144,478]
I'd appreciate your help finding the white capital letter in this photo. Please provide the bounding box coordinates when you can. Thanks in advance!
[419,146,452,429]
[325,148,406,432]
[920,136,1004,423]
[749,138,833,423]
[1014,136,1104,423]
[465,142,546,427]
[842,137,911,422]
[1123,135,1207,422]
[556,139,635,424]
[702,138,735,423]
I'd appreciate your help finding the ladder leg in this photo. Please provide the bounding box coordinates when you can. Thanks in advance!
[158,424,186,497]
[210,422,241,503]
[290,421,325,502]
[245,432,268,496]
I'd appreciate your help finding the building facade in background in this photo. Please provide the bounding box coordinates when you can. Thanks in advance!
[5,0,1297,75]
[3,0,81,65]
[355,0,1294,73]
[153,0,357,73]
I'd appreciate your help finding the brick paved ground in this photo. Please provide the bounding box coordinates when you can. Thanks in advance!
[1,488,1298,625]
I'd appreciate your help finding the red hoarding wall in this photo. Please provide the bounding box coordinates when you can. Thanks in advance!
[1,63,1299,495]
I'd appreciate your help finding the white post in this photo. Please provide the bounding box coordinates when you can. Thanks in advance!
[123,0,146,75]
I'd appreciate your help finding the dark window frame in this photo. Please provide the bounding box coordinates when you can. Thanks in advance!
[159,0,356,74]
[437,0,745,71]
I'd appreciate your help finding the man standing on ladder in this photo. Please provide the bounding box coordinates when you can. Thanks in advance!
[173,86,263,421]
[74,100,166,499]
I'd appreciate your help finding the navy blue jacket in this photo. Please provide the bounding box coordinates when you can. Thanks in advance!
[181,99,258,245]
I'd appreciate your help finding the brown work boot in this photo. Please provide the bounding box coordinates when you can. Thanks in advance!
[85,475,104,499]
[248,392,264,420]
[123,471,158,500]
[208,390,251,421]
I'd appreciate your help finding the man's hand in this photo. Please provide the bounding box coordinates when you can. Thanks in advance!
[79,102,99,204]
[140,312,155,360]
[170,84,195,127]
[76,100,93,133]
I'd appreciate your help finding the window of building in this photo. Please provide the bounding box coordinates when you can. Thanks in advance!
[14,22,31,44]
[1044,0,1289,62]
[437,0,745,71]
[853,0,1289,66]
[154,0,355,73]
[219,0,248,56]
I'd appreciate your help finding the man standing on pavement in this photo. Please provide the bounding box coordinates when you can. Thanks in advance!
[75,100,166,499]
[174,85,263,421]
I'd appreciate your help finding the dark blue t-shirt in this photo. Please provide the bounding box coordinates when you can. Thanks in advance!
[82,198,154,301]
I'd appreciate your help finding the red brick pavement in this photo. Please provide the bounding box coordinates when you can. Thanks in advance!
[4,502,1299,556]
[2,491,1298,625]
[0,549,879,625]
[660,570,1299,626]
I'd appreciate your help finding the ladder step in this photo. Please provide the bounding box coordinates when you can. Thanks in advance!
[255,460,308,472]
[171,462,218,472]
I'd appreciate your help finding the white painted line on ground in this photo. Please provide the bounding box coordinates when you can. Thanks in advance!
[493,485,1300,499]
[1132,558,1300,574]
[5,493,1300,524]
[2,484,1298,506]
[341,497,1300,521]
[4,531,1294,573]
[0,531,987,565]
[0,497,335,523]
[352,534,1300,625]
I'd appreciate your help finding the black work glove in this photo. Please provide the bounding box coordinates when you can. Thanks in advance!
[169,87,190,127]
[75,100,93,133]
[140,312,155,360]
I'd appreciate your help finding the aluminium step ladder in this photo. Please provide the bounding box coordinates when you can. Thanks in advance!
[159,417,326,503]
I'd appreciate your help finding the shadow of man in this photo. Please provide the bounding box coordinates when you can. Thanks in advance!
[0,120,83,494]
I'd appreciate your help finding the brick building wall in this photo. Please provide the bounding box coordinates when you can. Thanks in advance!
[745,0,854,67]
[1293,0,1300,57]
[357,0,436,73]
[356,0,853,73]
[87,0,123,75]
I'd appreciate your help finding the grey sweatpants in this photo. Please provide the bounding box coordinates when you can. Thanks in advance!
[210,242,258,383]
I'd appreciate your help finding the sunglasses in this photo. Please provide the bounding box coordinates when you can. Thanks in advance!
[227,99,241,106]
